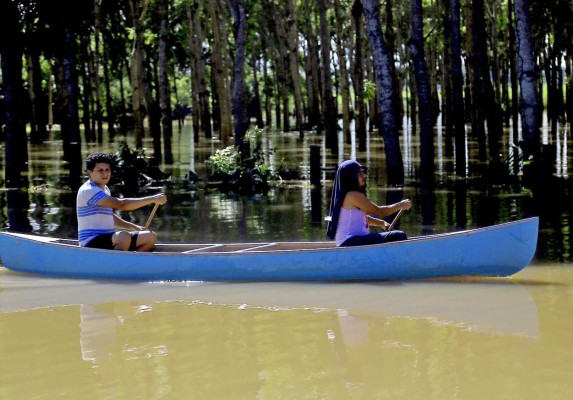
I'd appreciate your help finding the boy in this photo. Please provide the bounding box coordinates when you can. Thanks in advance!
[76,152,167,251]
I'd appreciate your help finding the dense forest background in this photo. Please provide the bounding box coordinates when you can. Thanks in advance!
[0,0,572,189]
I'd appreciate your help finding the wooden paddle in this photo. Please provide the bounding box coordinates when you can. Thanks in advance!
[144,203,160,229]
[388,209,404,231]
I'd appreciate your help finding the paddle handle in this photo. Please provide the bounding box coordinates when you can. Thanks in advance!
[144,203,160,229]
[388,209,404,231]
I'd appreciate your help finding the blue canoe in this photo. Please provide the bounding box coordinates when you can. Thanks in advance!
[0,217,538,281]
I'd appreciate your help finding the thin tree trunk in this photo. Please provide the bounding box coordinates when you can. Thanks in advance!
[63,27,83,182]
[1,0,27,187]
[268,1,290,132]
[128,0,149,148]
[251,57,264,128]
[301,6,321,131]
[158,0,173,164]
[79,35,95,143]
[514,0,540,158]
[442,0,454,157]
[262,52,273,126]
[451,0,466,176]
[384,0,403,122]
[362,0,404,184]
[508,0,519,146]
[208,0,232,145]
[102,45,116,139]
[351,0,367,152]
[409,0,435,184]
[334,0,351,144]
[188,0,213,140]
[318,0,338,154]
[287,0,304,135]
[25,52,47,145]
[94,0,104,143]
[227,0,249,153]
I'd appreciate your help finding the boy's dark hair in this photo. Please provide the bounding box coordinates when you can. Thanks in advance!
[85,152,114,171]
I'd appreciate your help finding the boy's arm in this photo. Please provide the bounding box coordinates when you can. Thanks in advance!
[113,214,145,231]
[98,193,167,211]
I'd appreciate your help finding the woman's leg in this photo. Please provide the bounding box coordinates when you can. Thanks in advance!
[340,231,407,247]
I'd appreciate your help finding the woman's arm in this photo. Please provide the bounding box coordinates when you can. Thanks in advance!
[367,215,390,230]
[344,191,411,218]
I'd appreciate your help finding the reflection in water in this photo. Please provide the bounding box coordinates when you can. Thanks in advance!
[80,304,117,362]
[7,190,31,233]
[0,272,541,338]
[2,265,573,399]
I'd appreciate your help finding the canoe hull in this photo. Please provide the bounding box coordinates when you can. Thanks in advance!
[0,218,539,281]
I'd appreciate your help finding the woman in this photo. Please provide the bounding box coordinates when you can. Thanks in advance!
[326,160,411,247]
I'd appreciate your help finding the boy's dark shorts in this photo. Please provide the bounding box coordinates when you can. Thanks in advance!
[85,232,139,251]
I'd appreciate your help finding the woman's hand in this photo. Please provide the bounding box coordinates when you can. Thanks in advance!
[153,193,167,205]
[398,199,412,211]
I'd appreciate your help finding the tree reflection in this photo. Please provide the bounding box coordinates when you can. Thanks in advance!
[6,190,31,233]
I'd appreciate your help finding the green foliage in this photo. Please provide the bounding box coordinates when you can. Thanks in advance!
[110,142,165,191]
[363,80,377,101]
[205,146,240,176]
[205,127,280,194]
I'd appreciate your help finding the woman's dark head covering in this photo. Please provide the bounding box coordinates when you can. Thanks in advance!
[326,160,365,239]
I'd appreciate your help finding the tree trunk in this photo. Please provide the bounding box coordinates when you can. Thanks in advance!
[227,0,249,153]
[25,51,48,145]
[208,0,233,146]
[470,0,503,164]
[351,0,367,152]
[77,34,94,144]
[301,5,321,131]
[93,0,104,143]
[158,0,173,164]
[287,0,304,135]
[188,1,212,140]
[508,0,519,146]
[409,0,435,184]
[0,1,27,187]
[362,0,404,184]
[251,57,264,128]
[334,0,351,144]
[318,0,338,154]
[384,0,403,122]
[451,0,466,177]
[63,27,83,183]
[262,52,273,126]
[514,0,540,158]
[128,0,149,148]
[441,0,454,158]
[102,44,116,139]
[267,1,290,132]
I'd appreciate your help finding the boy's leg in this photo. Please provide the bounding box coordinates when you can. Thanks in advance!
[112,231,132,250]
[131,231,158,252]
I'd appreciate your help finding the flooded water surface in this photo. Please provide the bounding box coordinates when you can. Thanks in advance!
[1,265,572,399]
[1,125,573,398]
